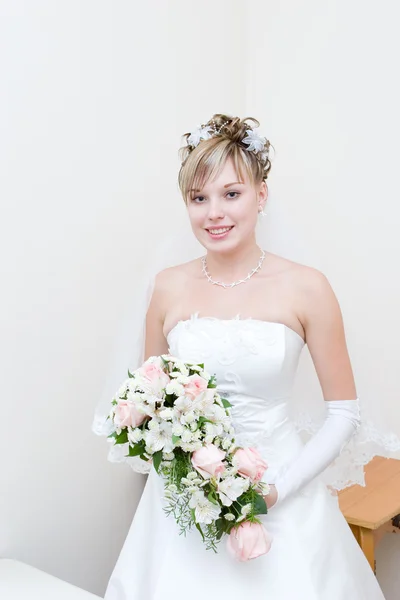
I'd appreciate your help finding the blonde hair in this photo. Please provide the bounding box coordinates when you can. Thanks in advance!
[178,114,272,202]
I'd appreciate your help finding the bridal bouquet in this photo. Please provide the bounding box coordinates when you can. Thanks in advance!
[102,354,272,561]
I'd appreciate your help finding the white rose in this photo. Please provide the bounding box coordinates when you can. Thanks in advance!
[148,418,161,430]
[181,429,193,443]
[181,411,196,425]
[241,503,252,516]
[173,361,190,377]
[172,422,184,436]
[221,437,232,450]
[128,428,143,444]
[163,451,175,460]
[186,364,202,372]
[199,370,211,381]
[166,381,185,396]
[159,407,174,420]
[205,404,227,424]
[175,375,191,385]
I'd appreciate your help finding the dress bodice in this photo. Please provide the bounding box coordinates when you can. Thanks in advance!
[167,315,306,477]
[167,315,305,398]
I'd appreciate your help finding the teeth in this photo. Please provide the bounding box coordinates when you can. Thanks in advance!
[208,227,232,235]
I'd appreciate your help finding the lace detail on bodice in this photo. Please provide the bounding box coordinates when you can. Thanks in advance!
[166,315,400,490]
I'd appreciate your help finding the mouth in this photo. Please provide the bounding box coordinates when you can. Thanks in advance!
[205,226,234,239]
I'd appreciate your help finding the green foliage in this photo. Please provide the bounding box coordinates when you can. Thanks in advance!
[221,397,233,409]
[208,375,217,388]
[127,440,145,457]
[253,492,268,515]
[113,430,128,444]
[152,450,163,473]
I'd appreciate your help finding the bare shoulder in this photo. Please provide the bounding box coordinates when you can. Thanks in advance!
[155,258,200,290]
[266,252,330,289]
[265,252,337,323]
[267,253,328,289]
[151,258,201,314]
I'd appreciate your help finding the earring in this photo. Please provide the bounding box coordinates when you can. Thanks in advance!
[258,206,266,217]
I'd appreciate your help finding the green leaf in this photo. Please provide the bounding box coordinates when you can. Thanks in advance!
[221,398,233,408]
[164,394,175,406]
[114,430,129,444]
[172,435,181,444]
[152,450,163,473]
[198,416,213,426]
[215,518,225,539]
[128,369,134,378]
[253,493,268,515]
[207,491,219,506]
[127,443,145,457]
[194,521,205,541]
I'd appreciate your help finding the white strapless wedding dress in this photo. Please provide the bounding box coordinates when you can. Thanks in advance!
[104,316,385,600]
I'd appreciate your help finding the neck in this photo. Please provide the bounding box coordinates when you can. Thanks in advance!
[204,240,263,281]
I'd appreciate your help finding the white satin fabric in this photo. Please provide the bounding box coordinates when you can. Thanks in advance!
[104,316,385,600]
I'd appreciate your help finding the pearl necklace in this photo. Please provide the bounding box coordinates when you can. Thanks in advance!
[201,249,266,289]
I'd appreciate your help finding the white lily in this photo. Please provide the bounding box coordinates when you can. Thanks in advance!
[189,491,221,524]
[218,476,250,507]
[144,420,174,453]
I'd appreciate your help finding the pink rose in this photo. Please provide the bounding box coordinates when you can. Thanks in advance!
[184,374,208,399]
[138,360,170,395]
[227,522,272,562]
[115,400,146,428]
[191,444,226,479]
[233,447,268,482]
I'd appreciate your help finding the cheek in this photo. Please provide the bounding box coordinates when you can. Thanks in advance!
[235,201,258,228]
[187,206,204,229]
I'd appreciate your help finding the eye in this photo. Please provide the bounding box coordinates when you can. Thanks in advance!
[191,195,206,203]
[226,191,239,199]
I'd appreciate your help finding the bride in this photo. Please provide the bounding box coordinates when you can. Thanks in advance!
[99,114,389,599]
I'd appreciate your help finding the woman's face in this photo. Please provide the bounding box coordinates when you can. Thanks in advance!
[186,158,267,253]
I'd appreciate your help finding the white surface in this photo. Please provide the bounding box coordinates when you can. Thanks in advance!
[0,560,100,599]
[0,0,399,598]
[0,0,244,596]
[243,2,400,598]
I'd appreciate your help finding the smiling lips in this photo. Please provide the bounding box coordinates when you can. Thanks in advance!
[206,226,234,239]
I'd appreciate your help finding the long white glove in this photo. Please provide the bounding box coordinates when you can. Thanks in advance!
[273,399,361,506]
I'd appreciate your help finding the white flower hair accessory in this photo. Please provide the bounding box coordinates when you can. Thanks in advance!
[185,120,269,163]
[187,125,214,148]
[187,120,228,149]
[242,128,267,153]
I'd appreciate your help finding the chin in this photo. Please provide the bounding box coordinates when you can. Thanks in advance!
[201,236,241,255]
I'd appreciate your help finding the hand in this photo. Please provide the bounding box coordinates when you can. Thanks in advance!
[264,484,278,510]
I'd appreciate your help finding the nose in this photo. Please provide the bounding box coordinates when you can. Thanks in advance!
[207,199,225,221]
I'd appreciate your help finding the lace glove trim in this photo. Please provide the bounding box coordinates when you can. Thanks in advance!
[274,399,361,505]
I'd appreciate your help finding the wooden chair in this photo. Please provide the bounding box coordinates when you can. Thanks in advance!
[338,456,400,573]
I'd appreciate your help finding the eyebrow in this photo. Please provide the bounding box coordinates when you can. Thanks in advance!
[224,181,244,188]
[189,181,244,192]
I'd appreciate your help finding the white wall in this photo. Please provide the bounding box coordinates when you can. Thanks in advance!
[1,0,399,597]
[0,0,244,595]
[245,1,400,597]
